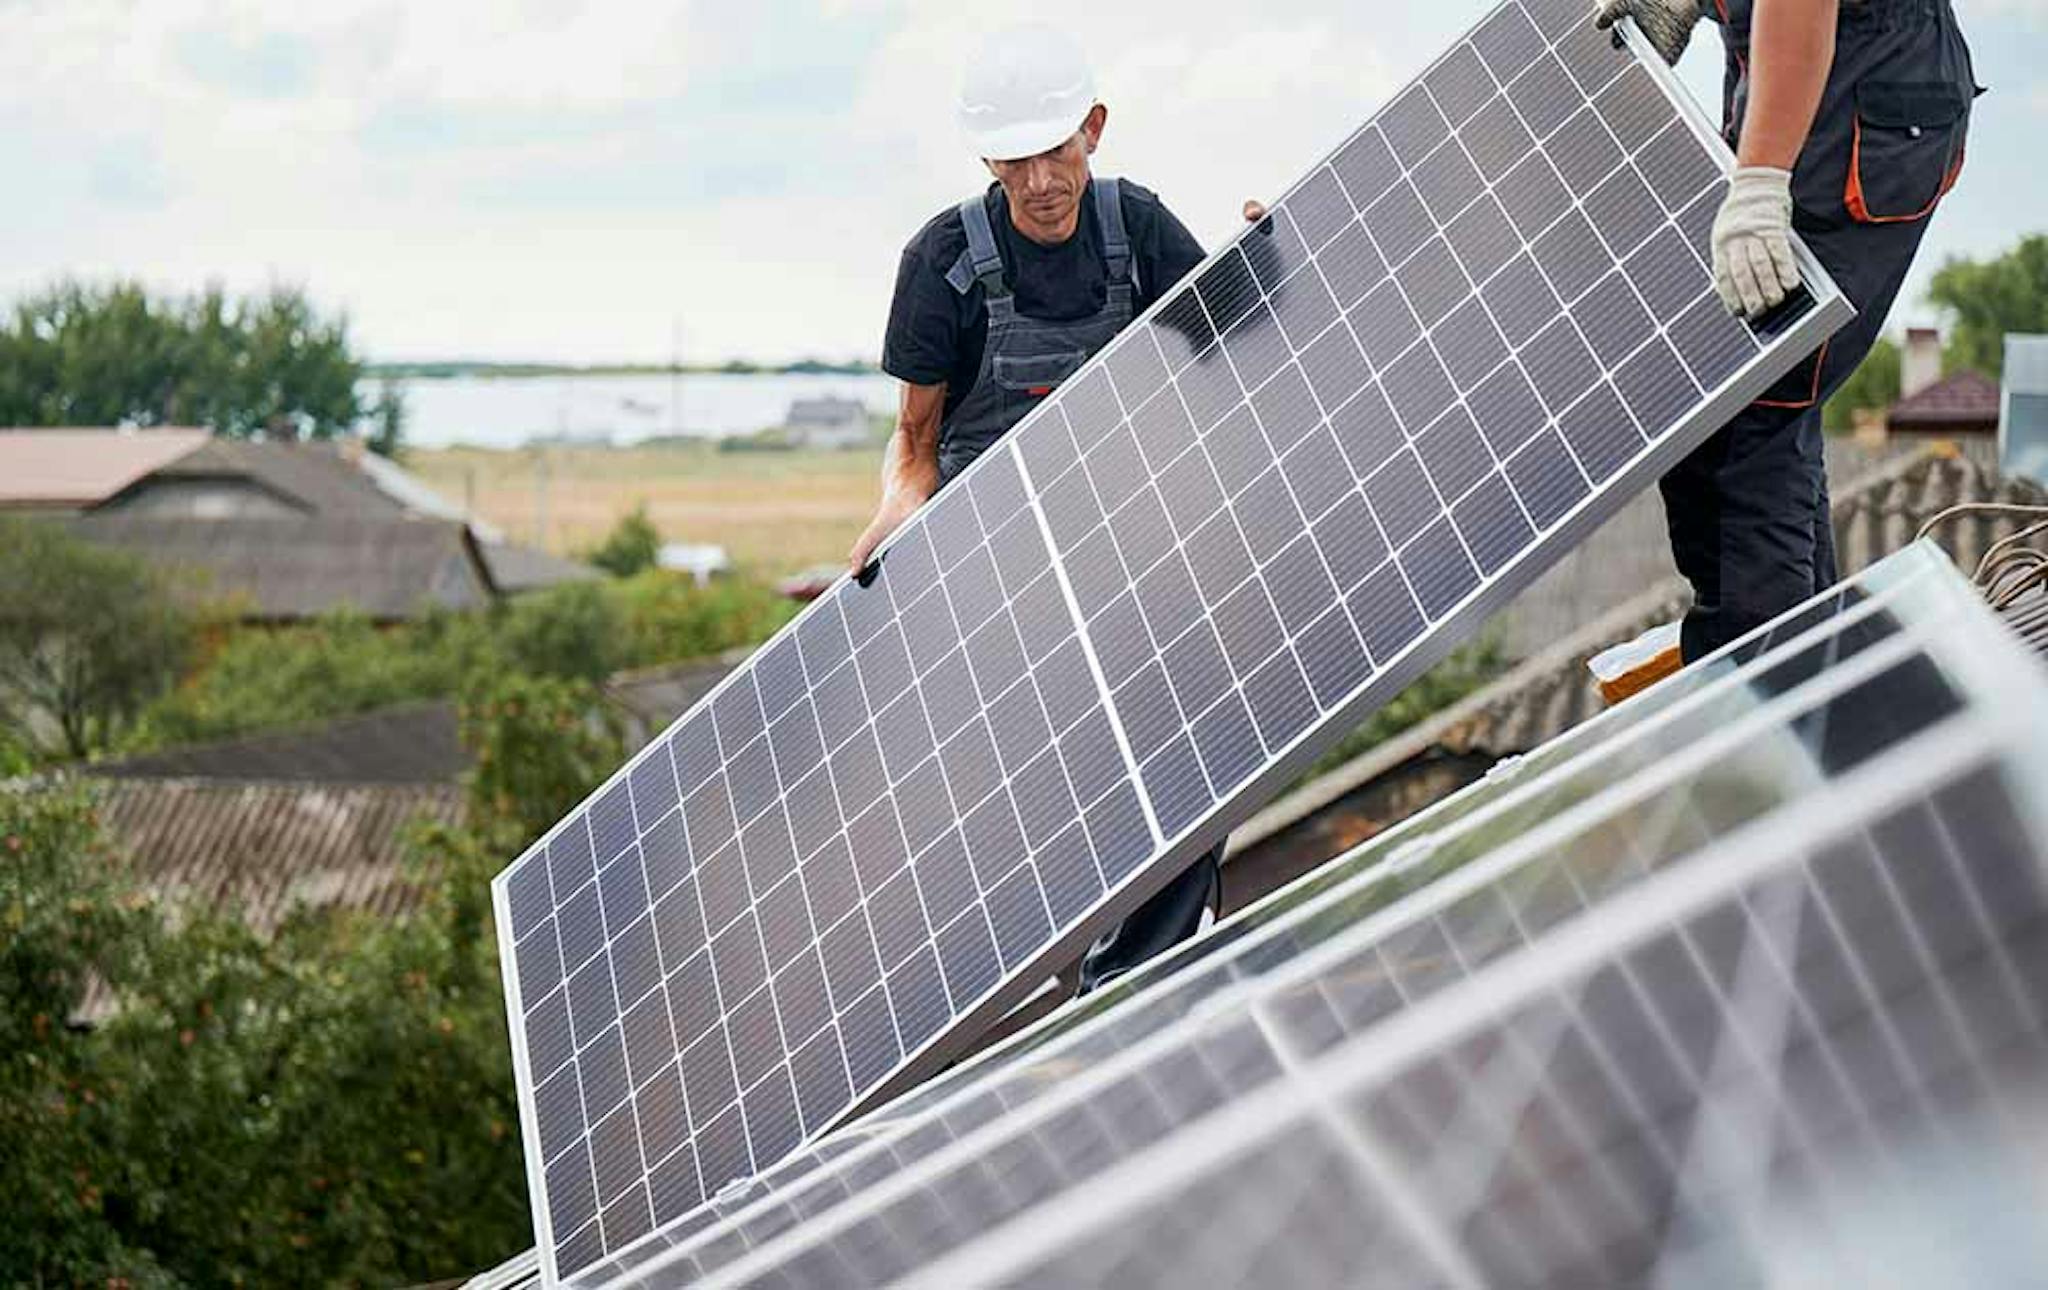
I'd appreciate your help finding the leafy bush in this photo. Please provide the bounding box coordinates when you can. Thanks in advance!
[461,671,622,853]
[0,665,636,1283]
[586,503,662,578]
[0,519,196,760]
[124,573,792,753]
[1928,233,2048,378]
[607,570,796,669]
[126,607,490,751]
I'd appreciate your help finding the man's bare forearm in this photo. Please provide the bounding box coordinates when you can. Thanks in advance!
[1736,0,1838,169]
[848,381,947,573]
[881,381,946,496]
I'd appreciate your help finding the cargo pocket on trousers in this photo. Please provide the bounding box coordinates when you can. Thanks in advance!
[1844,81,1970,224]
[995,348,1087,419]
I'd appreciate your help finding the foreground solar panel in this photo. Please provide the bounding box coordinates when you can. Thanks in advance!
[558,545,1956,1286]
[492,1,1852,1279]
[593,543,2048,1289]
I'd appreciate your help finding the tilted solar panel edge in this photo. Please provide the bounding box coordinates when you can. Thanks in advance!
[492,875,561,1282]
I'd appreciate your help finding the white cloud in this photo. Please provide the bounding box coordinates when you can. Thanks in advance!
[0,2,2039,363]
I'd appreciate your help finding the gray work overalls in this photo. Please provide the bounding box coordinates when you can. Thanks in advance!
[937,177,1139,484]
[935,176,1220,992]
[1660,0,1978,660]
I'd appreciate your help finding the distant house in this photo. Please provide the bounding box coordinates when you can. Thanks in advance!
[783,396,872,450]
[67,512,499,622]
[0,429,598,619]
[1884,327,2000,440]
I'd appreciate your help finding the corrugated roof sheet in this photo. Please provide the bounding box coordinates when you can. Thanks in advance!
[0,428,209,507]
[66,513,497,620]
[91,778,464,938]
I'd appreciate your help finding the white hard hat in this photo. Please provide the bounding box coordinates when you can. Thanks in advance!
[957,24,1098,162]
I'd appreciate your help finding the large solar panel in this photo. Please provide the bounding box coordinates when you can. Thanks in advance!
[559,546,1957,1287]
[596,544,2048,1288]
[492,2,1853,1280]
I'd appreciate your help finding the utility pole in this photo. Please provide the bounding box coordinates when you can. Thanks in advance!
[671,314,685,438]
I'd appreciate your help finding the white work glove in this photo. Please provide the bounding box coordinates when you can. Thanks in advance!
[1593,0,1703,66]
[1711,166,1802,319]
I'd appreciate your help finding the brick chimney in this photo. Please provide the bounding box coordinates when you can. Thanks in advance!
[1902,326,1942,398]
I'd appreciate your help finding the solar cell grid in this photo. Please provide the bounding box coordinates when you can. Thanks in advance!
[560,549,1962,1288]
[586,547,2043,1289]
[498,1,1853,1279]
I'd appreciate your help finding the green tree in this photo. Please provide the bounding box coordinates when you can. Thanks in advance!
[0,787,170,1284]
[1823,336,1902,433]
[0,279,389,439]
[0,778,549,1283]
[460,671,623,852]
[1926,234,2048,378]
[366,378,407,457]
[499,582,624,685]
[586,503,663,578]
[609,569,796,666]
[125,607,490,751]
[0,519,195,760]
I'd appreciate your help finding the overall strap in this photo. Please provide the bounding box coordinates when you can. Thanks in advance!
[1092,177,1139,294]
[946,193,1010,298]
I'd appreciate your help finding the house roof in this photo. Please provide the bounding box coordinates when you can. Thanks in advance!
[90,701,466,785]
[83,651,744,788]
[89,778,465,939]
[1887,368,2002,433]
[0,428,210,507]
[144,438,408,515]
[66,513,498,621]
[477,541,603,595]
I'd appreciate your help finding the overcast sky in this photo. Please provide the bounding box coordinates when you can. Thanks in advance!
[3,0,2043,364]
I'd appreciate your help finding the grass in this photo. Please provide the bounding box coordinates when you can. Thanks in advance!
[405,442,882,577]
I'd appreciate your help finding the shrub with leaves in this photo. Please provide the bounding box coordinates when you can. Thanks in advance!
[0,518,195,761]
[585,503,662,578]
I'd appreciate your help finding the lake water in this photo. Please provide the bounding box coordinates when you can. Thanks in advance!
[370,372,900,450]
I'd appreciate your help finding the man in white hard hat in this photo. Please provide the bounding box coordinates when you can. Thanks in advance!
[849,24,1222,993]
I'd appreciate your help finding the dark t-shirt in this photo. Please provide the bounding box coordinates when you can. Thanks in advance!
[881,178,1206,421]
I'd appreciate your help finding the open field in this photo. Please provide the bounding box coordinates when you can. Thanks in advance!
[406,442,882,577]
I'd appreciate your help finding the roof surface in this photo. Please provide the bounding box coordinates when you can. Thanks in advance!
[91,701,466,785]
[91,778,464,939]
[0,428,209,506]
[480,540,604,594]
[149,437,408,515]
[67,513,497,620]
[1887,368,2002,431]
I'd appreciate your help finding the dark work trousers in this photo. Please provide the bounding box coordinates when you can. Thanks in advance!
[932,179,1222,994]
[1660,0,1977,661]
